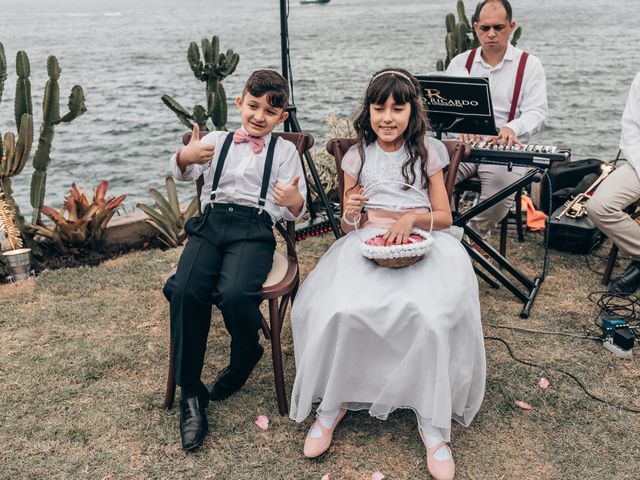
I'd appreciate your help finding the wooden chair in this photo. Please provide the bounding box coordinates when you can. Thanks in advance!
[325,138,470,216]
[163,130,314,416]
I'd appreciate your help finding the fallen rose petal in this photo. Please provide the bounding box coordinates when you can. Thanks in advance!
[371,472,385,480]
[538,377,550,389]
[515,400,532,410]
[255,415,269,430]
[321,475,331,480]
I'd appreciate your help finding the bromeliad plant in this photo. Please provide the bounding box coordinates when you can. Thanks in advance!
[435,0,522,71]
[162,35,239,131]
[136,176,199,248]
[30,181,125,253]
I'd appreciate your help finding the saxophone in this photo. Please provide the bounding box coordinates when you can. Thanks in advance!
[554,163,615,221]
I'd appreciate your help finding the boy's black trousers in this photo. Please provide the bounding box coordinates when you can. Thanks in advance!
[163,203,276,387]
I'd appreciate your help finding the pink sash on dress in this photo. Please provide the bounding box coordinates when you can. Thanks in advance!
[364,208,431,229]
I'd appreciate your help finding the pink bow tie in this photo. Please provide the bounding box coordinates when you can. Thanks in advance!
[233,129,266,154]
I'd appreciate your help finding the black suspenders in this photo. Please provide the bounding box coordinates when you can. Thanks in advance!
[209,133,278,213]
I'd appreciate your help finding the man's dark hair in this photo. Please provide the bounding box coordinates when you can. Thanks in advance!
[242,70,289,109]
[473,0,513,23]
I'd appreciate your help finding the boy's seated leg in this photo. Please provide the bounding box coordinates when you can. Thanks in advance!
[209,236,275,401]
[163,234,223,449]
[165,235,223,387]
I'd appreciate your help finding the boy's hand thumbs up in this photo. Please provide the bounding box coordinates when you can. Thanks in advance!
[273,175,304,210]
[179,123,215,166]
[189,123,200,144]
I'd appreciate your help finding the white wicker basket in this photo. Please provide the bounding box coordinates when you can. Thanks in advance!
[345,181,435,268]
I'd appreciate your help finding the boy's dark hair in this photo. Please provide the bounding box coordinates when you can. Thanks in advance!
[473,0,513,23]
[351,67,431,191]
[242,70,290,109]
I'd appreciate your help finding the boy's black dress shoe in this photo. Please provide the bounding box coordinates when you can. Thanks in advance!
[180,382,209,451]
[210,345,264,401]
[610,260,640,296]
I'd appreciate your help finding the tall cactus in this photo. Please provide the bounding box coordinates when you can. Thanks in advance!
[15,50,32,131]
[435,0,523,71]
[0,43,34,239]
[30,55,86,225]
[162,35,239,131]
[0,43,7,105]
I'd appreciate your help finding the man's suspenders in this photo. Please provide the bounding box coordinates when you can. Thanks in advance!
[465,48,529,122]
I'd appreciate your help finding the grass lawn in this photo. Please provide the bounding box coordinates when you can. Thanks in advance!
[1,232,639,479]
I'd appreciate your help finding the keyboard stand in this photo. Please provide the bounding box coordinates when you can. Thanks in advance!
[453,168,549,319]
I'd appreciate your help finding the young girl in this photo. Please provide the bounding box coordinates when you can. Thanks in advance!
[289,68,485,480]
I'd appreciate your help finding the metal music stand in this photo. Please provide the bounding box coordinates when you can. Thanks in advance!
[415,74,548,318]
[279,0,341,239]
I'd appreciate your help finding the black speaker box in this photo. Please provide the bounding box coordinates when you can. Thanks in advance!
[540,159,604,214]
[548,205,603,253]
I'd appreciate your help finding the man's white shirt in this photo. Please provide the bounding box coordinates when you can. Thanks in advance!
[446,43,548,143]
[620,73,640,180]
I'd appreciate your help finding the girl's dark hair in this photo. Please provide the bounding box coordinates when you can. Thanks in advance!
[243,69,289,109]
[351,67,430,192]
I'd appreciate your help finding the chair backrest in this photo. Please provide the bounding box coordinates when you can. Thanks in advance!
[181,130,315,214]
[441,140,471,197]
[325,137,470,215]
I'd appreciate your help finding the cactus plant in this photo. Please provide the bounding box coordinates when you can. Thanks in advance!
[15,50,32,131]
[30,55,86,225]
[29,181,125,253]
[162,35,239,131]
[0,43,6,105]
[435,0,523,71]
[136,176,199,248]
[0,43,35,239]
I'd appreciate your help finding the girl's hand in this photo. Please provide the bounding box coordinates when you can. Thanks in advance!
[344,187,368,221]
[382,213,416,245]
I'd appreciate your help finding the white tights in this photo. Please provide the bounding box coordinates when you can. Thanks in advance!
[309,406,343,438]
[419,418,451,461]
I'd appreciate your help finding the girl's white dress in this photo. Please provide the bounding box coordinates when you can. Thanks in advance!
[289,138,485,440]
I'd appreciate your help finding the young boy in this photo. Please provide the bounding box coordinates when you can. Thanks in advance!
[163,69,306,450]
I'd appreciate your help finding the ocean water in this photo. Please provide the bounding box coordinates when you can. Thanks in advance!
[1,0,640,213]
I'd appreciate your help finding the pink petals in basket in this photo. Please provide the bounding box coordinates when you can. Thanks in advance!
[365,234,424,246]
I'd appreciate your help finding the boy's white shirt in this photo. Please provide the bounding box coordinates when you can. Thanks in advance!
[170,127,307,222]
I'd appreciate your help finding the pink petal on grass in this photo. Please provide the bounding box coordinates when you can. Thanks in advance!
[371,472,385,480]
[538,377,550,389]
[255,415,269,430]
[321,475,331,480]
[514,400,532,410]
